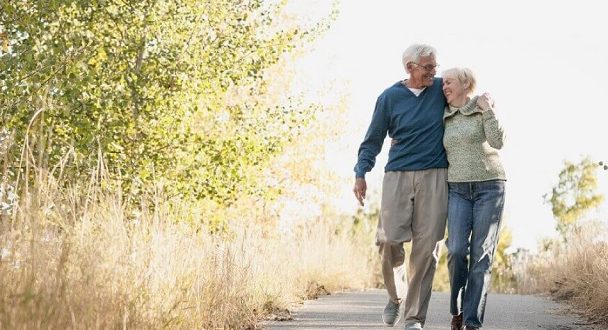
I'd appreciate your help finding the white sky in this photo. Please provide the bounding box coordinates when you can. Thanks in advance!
[288,0,608,252]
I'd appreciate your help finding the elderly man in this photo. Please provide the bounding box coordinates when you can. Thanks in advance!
[353,44,447,329]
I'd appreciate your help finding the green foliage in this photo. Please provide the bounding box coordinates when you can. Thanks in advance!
[545,157,604,236]
[491,227,517,292]
[433,248,449,292]
[351,205,379,239]
[0,0,338,206]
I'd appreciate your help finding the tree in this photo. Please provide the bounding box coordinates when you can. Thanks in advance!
[545,157,604,236]
[0,0,338,207]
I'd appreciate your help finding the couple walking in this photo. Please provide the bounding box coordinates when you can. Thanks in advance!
[353,44,506,330]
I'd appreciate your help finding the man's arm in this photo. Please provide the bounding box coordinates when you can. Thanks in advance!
[353,94,390,206]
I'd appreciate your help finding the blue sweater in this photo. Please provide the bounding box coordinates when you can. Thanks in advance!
[354,78,448,178]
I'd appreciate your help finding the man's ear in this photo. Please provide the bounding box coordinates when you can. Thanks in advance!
[405,62,413,74]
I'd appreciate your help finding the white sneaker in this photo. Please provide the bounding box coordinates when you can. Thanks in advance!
[382,299,402,326]
[404,321,423,329]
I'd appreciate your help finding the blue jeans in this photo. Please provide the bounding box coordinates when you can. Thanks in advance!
[446,180,505,328]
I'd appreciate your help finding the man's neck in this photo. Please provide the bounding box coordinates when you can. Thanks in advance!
[404,79,426,89]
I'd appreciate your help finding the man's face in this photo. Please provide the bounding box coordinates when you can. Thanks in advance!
[408,55,438,88]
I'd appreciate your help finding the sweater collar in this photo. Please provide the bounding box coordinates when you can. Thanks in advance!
[444,96,480,119]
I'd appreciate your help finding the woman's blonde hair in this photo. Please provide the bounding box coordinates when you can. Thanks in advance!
[442,67,477,95]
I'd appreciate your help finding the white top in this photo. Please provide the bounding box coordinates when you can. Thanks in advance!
[408,87,425,97]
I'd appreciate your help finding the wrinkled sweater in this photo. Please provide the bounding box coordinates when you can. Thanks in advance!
[443,96,506,182]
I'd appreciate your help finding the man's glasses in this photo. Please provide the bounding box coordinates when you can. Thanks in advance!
[411,62,439,71]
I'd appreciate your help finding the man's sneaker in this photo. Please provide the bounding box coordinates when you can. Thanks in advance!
[463,326,480,330]
[404,321,423,329]
[451,313,463,330]
[382,299,402,326]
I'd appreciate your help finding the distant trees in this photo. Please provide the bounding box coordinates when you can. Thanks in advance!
[545,157,604,236]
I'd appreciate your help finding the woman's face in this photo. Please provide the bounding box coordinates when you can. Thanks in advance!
[442,74,467,105]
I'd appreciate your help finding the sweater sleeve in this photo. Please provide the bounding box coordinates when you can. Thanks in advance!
[481,109,505,149]
[353,94,390,178]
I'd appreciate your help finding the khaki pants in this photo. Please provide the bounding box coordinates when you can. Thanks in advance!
[376,168,448,325]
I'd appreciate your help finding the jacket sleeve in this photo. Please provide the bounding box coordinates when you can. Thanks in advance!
[353,94,390,178]
[481,109,505,149]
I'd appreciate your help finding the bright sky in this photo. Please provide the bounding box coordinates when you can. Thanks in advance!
[288,0,608,252]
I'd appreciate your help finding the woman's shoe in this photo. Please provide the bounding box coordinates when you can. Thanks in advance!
[451,313,463,330]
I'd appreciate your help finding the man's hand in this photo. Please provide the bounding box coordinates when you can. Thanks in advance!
[353,177,367,206]
[477,92,495,112]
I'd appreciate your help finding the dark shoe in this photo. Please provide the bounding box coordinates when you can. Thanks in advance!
[451,314,463,330]
[382,299,402,326]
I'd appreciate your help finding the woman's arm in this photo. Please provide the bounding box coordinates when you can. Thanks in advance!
[477,93,505,149]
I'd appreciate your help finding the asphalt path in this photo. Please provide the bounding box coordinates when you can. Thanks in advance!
[262,289,598,330]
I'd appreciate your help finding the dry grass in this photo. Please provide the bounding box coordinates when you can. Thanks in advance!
[0,174,375,329]
[518,225,608,326]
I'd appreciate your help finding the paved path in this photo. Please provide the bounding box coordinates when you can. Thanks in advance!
[262,289,598,330]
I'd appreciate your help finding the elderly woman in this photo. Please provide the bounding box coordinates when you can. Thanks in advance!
[442,67,506,330]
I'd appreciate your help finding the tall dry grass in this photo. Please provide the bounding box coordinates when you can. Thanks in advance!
[0,170,375,329]
[518,224,608,325]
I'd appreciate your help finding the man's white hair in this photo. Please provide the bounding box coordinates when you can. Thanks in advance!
[402,44,437,73]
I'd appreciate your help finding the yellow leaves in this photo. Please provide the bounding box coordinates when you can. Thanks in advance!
[96,47,108,61]
[87,47,108,66]
[0,32,9,53]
